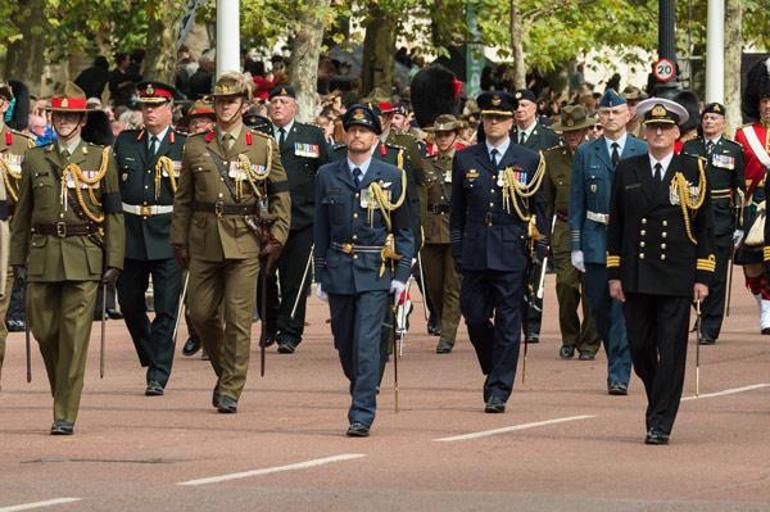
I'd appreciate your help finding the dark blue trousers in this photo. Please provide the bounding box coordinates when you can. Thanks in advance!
[584,262,632,386]
[460,270,526,403]
[329,290,389,427]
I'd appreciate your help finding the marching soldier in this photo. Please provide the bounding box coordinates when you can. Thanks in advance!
[512,88,560,344]
[171,72,291,414]
[0,81,34,387]
[422,114,464,354]
[736,58,770,334]
[569,89,646,395]
[682,103,745,344]
[313,104,414,436]
[10,82,125,434]
[114,81,185,395]
[450,91,547,413]
[542,105,601,360]
[608,98,714,445]
[257,85,329,353]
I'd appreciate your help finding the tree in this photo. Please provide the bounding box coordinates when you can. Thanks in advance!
[724,0,743,136]
[4,0,47,93]
[143,3,186,83]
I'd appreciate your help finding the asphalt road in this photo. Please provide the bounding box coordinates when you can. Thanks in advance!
[1,274,768,512]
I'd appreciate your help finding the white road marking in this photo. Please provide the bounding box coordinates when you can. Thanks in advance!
[177,453,366,486]
[0,498,82,512]
[433,415,596,442]
[682,383,770,401]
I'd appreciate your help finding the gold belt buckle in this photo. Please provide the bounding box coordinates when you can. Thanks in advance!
[214,200,224,218]
[341,243,354,254]
[140,205,153,216]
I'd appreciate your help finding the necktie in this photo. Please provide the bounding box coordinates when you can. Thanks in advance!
[353,167,363,188]
[611,142,620,167]
[61,149,70,160]
[279,127,286,146]
[223,134,234,150]
[706,140,714,156]
[654,162,663,181]
[519,131,526,145]
[491,148,499,168]
[150,136,159,155]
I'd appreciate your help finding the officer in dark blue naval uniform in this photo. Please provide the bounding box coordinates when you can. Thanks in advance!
[114,81,185,396]
[569,89,646,395]
[450,91,547,413]
[314,105,414,437]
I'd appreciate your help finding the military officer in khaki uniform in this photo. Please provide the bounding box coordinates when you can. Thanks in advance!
[10,82,125,434]
[171,72,291,414]
[542,105,601,360]
[422,114,464,354]
[0,81,34,387]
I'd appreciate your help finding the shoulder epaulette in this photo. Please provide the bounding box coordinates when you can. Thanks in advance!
[543,144,561,152]
[250,128,271,139]
[385,142,405,151]
[722,138,742,148]
[188,131,207,139]
[332,143,347,151]
[9,128,32,140]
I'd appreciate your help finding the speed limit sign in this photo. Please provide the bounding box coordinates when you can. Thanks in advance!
[653,58,676,82]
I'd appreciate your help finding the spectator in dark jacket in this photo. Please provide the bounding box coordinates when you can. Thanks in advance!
[75,56,110,99]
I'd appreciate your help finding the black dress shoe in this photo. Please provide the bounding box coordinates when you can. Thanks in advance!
[762,327,770,335]
[346,422,370,437]
[259,333,277,347]
[50,420,74,435]
[427,319,441,336]
[276,338,298,354]
[644,428,669,445]
[608,382,628,396]
[212,387,220,408]
[216,395,238,413]
[698,335,716,345]
[484,396,506,413]
[435,339,453,354]
[145,381,164,396]
[106,308,123,320]
[182,337,201,357]
[559,345,575,359]
[7,319,25,332]
[578,352,596,361]
[525,334,540,344]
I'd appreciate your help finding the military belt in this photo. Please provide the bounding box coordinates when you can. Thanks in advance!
[555,211,568,222]
[193,200,259,217]
[586,211,609,224]
[331,241,384,254]
[33,222,98,237]
[428,203,451,214]
[122,203,174,216]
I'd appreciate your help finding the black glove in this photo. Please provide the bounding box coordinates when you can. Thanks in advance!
[174,246,190,269]
[259,238,283,274]
[101,267,121,287]
[12,265,26,288]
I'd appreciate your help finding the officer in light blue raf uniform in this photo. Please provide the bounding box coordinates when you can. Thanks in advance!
[569,88,647,396]
[450,91,548,414]
[313,104,414,437]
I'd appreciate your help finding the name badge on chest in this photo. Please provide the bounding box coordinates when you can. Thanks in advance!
[712,153,735,170]
[294,143,320,158]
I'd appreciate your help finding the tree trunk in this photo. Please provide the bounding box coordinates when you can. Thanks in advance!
[509,0,526,89]
[143,6,181,83]
[289,0,331,122]
[4,0,47,96]
[361,7,395,96]
[723,0,743,137]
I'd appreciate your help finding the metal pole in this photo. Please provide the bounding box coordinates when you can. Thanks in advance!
[705,0,725,103]
[216,0,241,77]
[659,0,677,63]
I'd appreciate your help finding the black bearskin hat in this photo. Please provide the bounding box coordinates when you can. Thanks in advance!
[6,79,30,131]
[653,86,700,133]
[82,110,114,146]
[410,64,461,128]
[743,56,770,121]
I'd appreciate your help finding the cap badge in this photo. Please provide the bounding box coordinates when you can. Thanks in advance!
[651,104,667,118]
[353,109,365,120]
[491,96,502,106]
[61,98,69,108]
[146,84,155,96]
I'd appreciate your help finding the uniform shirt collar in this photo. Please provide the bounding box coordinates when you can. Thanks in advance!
[347,155,373,180]
[517,120,537,139]
[273,119,294,140]
[147,125,170,148]
[217,124,243,144]
[486,136,511,160]
[649,151,674,178]
[705,134,722,145]
[604,131,628,155]
[58,135,82,156]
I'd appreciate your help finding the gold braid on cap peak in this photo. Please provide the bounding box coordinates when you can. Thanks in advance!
[671,158,707,244]
[0,157,21,202]
[59,147,110,223]
[500,152,547,221]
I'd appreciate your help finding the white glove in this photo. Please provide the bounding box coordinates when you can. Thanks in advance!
[571,250,586,273]
[390,280,407,301]
[315,283,328,302]
[733,229,744,248]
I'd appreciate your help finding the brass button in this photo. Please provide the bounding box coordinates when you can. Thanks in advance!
[352,234,358,241]
[642,218,647,224]
[355,193,359,198]
[662,220,668,226]
[662,232,667,238]
[640,253,645,259]
[489,202,494,207]
[660,254,666,260]
[640,230,646,236]
[661,243,666,249]
[640,241,646,247]
[441,196,445,200]
[490,189,495,193]
[218,192,224,198]
[353,254,358,260]
[353,213,359,219]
